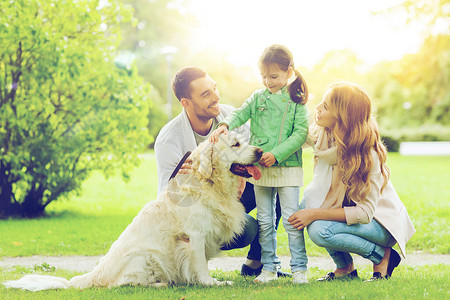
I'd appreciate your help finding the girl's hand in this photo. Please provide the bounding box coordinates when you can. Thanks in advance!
[209,124,228,143]
[259,152,276,167]
[288,209,317,230]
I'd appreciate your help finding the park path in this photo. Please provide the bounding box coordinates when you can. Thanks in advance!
[1,253,448,273]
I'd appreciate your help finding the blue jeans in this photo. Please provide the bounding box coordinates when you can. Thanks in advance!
[239,182,282,261]
[254,186,307,273]
[305,198,393,268]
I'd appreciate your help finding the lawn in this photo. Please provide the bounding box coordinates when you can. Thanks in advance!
[0,264,449,299]
[0,150,449,258]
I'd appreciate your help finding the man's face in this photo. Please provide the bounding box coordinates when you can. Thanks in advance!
[187,75,220,121]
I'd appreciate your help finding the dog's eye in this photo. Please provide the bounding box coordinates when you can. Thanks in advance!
[231,141,240,147]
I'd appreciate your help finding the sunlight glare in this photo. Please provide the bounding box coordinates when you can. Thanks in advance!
[186,0,423,69]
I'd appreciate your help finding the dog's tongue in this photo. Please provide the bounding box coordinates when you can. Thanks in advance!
[245,165,261,180]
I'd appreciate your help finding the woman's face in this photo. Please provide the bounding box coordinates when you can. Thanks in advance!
[315,93,337,129]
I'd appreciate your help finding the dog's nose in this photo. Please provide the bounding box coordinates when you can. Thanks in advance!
[255,147,263,159]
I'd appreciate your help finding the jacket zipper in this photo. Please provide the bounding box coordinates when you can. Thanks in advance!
[278,100,291,144]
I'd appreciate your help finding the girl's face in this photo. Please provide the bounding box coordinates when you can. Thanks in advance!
[315,93,337,129]
[260,63,292,94]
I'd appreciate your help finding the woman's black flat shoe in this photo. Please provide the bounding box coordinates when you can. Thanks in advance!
[366,272,383,282]
[366,248,401,282]
[317,269,358,281]
[317,272,336,281]
[386,248,401,278]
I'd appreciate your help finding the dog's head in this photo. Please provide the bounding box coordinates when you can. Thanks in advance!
[192,132,262,181]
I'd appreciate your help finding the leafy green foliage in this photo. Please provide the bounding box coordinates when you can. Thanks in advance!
[0,0,151,218]
[120,0,195,101]
[33,262,55,272]
[369,0,450,130]
[381,136,400,152]
[370,34,450,129]
[118,0,263,123]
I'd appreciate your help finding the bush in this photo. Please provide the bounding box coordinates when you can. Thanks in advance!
[382,136,400,152]
[0,0,151,218]
[381,124,450,143]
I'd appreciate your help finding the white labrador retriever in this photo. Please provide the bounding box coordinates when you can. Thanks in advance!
[4,132,262,291]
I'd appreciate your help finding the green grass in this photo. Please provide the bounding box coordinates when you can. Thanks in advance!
[0,151,449,258]
[1,264,449,299]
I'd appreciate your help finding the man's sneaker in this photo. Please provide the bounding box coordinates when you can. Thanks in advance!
[293,270,309,284]
[254,269,278,283]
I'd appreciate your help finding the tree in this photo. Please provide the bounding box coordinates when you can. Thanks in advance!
[303,49,370,108]
[119,0,263,123]
[0,0,151,218]
[395,35,450,125]
[120,0,196,114]
[370,0,450,128]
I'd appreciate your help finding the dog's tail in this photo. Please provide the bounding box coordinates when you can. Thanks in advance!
[3,274,70,291]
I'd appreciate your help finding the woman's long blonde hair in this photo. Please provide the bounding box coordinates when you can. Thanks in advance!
[327,82,390,203]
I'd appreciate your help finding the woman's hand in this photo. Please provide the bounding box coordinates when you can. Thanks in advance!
[288,209,317,230]
[259,152,276,167]
[289,208,346,230]
[209,124,228,143]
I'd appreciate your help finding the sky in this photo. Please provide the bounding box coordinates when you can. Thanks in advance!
[183,0,428,69]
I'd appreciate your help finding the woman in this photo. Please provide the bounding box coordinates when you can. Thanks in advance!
[288,82,415,281]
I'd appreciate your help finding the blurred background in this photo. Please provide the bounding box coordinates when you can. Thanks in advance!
[120,0,449,146]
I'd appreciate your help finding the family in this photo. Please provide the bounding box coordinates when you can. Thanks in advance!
[154,44,415,284]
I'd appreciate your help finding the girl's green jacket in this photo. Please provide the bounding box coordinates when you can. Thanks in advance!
[222,87,309,167]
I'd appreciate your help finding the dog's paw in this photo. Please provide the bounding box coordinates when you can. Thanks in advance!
[200,277,232,286]
[150,282,168,288]
[213,279,233,286]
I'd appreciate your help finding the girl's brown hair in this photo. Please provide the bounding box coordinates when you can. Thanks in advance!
[327,82,390,202]
[259,44,308,104]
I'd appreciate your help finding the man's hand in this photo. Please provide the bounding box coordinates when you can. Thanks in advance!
[288,209,317,230]
[178,158,193,175]
[209,124,228,143]
[259,152,276,168]
[237,177,246,198]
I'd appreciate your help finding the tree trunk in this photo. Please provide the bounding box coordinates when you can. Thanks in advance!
[21,186,46,218]
[0,172,19,218]
[0,165,45,218]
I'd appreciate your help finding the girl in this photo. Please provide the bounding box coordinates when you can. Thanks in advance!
[288,82,415,281]
[210,44,309,284]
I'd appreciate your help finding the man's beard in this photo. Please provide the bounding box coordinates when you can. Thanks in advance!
[197,109,219,123]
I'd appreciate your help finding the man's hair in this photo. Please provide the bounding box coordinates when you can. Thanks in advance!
[172,67,207,101]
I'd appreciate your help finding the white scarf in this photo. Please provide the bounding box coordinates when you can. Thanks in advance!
[303,128,346,209]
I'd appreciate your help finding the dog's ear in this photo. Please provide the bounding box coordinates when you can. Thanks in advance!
[197,144,214,178]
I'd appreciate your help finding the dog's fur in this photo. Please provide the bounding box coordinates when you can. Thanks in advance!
[3,133,262,291]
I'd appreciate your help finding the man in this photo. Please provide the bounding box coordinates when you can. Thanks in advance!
[154,66,286,277]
